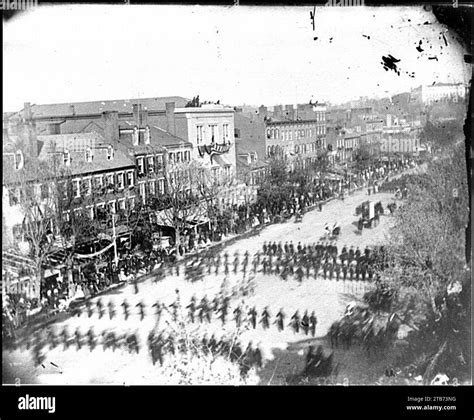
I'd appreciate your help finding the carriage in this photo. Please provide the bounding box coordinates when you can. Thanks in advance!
[355,201,381,228]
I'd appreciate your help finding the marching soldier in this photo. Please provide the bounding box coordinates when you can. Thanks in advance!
[86,327,96,351]
[295,266,304,284]
[136,301,146,321]
[309,311,318,337]
[260,306,271,330]
[289,310,301,334]
[301,310,310,336]
[198,296,209,323]
[252,255,259,274]
[61,326,70,350]
[277,242,283,257]
[86,300,94,318]
[233,305,242,328]
[289,241,295,255]
[96,298,104,319]
[335,263,341,281]
[275,308,285,332]
[248,306,258,329]
[186,295,196,323]
[218,298,229,326]
[74,328,83,350]
[107,300,116,320]
[233,251,240,275]
[169,300,179,322]
[152,300,163,324]
[121,299,130,320]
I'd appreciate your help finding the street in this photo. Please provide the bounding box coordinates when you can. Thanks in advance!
[3,187,398,385]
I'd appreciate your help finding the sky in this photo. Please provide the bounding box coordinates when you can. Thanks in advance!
[3,5,471,112]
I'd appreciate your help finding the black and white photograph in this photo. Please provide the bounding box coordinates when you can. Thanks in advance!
[2,1,471,396]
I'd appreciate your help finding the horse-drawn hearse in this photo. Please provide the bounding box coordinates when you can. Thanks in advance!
[355,200,384,229]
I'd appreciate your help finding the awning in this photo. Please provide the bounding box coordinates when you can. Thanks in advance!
[153,210,209,228]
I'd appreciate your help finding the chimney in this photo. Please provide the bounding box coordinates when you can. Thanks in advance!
[22,102,38,157]
[258,105,268,119]
[132,104,141,127]
[273,105,283,119]
[140,107,148,127]
[102,111,119,143]
[144,126,151,145]
[23,102,32,121]
[165,102,175,135]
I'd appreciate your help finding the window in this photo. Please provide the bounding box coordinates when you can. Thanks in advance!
[149,180,156,196]
[118,199,126,211]
[176,152,181,163]
[85,147,92,162]
[106,173,114,187]
[223,124,229,141]
[196,125,203,145]
[210,124,217,142]
[139,182,146,202]
[137,157,144,174]
[107,146,114,160]
[73,179,81,198]
[234,128,241,138]
[168,152,174,164]
[156,155,163,171]
[63,150,71,166]
[94,175,103,189]
[117,172,124,189]
[148,156,154,173]
[129,197,135,210]
[108,201,116,214]
[84,177,92,196]
[127,170,134,187]
[157,179,165,194]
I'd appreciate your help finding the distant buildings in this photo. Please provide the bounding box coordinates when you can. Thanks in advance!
[234,111,267,186]
[410,82,467,105]
[260,103,327,171]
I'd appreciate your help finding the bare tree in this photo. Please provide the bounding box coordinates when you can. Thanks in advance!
[148,160,205,258]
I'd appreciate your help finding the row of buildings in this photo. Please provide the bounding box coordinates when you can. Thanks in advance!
[4,94,430,249]
[2,91,432,290]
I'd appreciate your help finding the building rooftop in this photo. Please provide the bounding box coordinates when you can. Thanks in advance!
[11,96,190,119]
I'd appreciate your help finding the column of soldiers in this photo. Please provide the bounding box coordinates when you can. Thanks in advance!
[256,242,379,283]
[23,325,142,366]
